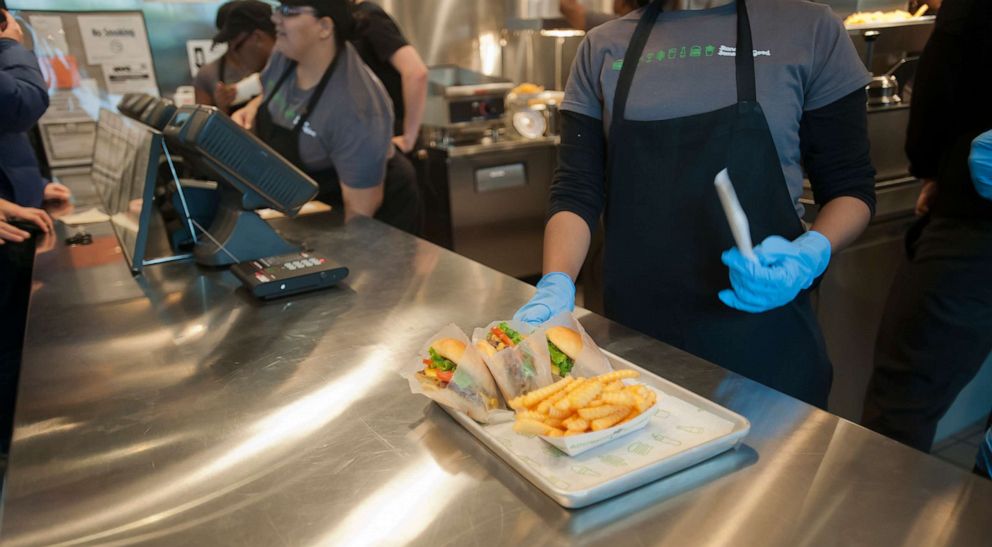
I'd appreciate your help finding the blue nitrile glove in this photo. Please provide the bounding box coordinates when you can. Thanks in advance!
[969,129,992,201]
[718,231,831,313]
[513,272,576,325]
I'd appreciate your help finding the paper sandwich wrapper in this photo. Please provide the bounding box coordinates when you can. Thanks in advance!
[533,311,614,379]
[404,323,510,423]
[471,319,555,402]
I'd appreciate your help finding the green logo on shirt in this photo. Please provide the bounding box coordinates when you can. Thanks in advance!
[610,45,721,69]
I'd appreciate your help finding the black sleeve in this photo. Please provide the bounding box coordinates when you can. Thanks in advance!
[547,110,607,234]
[905,0,992,181]
[800,87,877,216]
[360,8,409,63]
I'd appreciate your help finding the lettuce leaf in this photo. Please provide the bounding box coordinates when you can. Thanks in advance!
[428,348,457,371]
[547,341,574,376]
[498,322,523,344]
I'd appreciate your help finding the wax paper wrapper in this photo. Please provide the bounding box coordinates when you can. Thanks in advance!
[405,324,508,423]
[534,311,613,379]
[471,319,555,402]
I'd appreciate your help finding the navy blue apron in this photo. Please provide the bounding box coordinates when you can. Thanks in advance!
[255,52,421,233]
[603,0,832,406]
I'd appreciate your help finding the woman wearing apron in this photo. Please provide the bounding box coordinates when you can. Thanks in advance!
[232,0,421,233]
[515,0,876,407]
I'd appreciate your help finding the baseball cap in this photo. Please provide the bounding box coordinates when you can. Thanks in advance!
[212,0,276,45]
[278,0,354,39]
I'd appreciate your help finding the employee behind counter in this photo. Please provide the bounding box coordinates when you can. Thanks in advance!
[232,0,421,233]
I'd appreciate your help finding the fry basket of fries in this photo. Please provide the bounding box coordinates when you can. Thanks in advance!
[510,370,660,456]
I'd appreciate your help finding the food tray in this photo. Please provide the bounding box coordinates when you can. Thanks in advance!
[442,351,751,508]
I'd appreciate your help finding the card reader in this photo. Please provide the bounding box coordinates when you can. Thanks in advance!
[231,251,348,299]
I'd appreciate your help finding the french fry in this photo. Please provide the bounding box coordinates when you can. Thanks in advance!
[557,381,602,411]
[601,391,636,407]
[563,377,589,394]
[563,416,588,431]
[517,410,546,421]
[536,389,570,414]
[578,404,625,420]
[596,369,639,383]
[512,376,659,440]
[515,376,574,409]
[602,381,624,392]
[513,419,552,435]
[548,404,573,419]
[591,408,631,431]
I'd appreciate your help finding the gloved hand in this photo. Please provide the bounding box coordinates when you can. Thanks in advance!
[969,129,992,201]
[513,272,576,325]
[719,230,831,313]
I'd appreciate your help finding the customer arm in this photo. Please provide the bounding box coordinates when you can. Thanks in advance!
[0,39,50,133]
[801,88,875,251]
[390,46,427,152]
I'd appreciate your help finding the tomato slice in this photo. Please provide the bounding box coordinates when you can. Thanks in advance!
[491,327,514,347]
[437,370,454,383]
[422,359,432,367]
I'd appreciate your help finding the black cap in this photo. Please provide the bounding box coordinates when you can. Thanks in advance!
[212,0,276,45]
[279,0,354,40]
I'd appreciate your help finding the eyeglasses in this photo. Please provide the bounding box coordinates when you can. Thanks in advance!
[275,4,317,17]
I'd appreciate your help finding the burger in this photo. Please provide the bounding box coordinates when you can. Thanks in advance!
[475,322,524,357]
[418,338,463,387]
[417,338,500,414]
[474,322,541,399]
[545,326,582,377]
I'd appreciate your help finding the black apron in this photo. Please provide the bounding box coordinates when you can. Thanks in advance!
[604,0,832,406]
[255,53,421,233]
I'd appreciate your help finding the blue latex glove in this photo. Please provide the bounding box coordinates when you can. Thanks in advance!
[719,231,831,313]
[513,272,576,325]
[969,129,992,201]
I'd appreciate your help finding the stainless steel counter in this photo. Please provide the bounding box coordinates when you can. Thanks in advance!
[2,211,991,546]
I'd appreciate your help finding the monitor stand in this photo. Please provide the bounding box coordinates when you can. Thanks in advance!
[194,186,298,267]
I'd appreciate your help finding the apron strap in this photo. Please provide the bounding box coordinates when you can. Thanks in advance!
[257,62,296,116]
[735,0,757,103]
[610,0,758,133]
[257,48,343,135]
[218,55,227,84]
[294,49,342,130]
[610,0,664,136]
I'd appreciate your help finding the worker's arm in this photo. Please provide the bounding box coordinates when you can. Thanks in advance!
[559,0,588,30]
[543,211,592,281]
[514,110,606,324]
[230,94,263,130]
[801,88,876,252]
[340,182,384,222]
[194,86,215,107]
[389,45,428,153]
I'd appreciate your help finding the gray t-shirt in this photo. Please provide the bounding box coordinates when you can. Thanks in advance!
[193,55,252,97]
[562,0,872,216]
[260,43,394,189]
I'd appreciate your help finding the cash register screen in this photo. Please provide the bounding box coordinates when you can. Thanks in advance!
[92,108,163,273]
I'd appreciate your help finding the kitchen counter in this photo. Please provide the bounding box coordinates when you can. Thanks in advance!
[1,207,990,546]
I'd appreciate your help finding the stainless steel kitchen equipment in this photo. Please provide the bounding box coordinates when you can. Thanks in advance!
[423,66,515,130]
[867,74,901,107]
[419,66,556,279]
